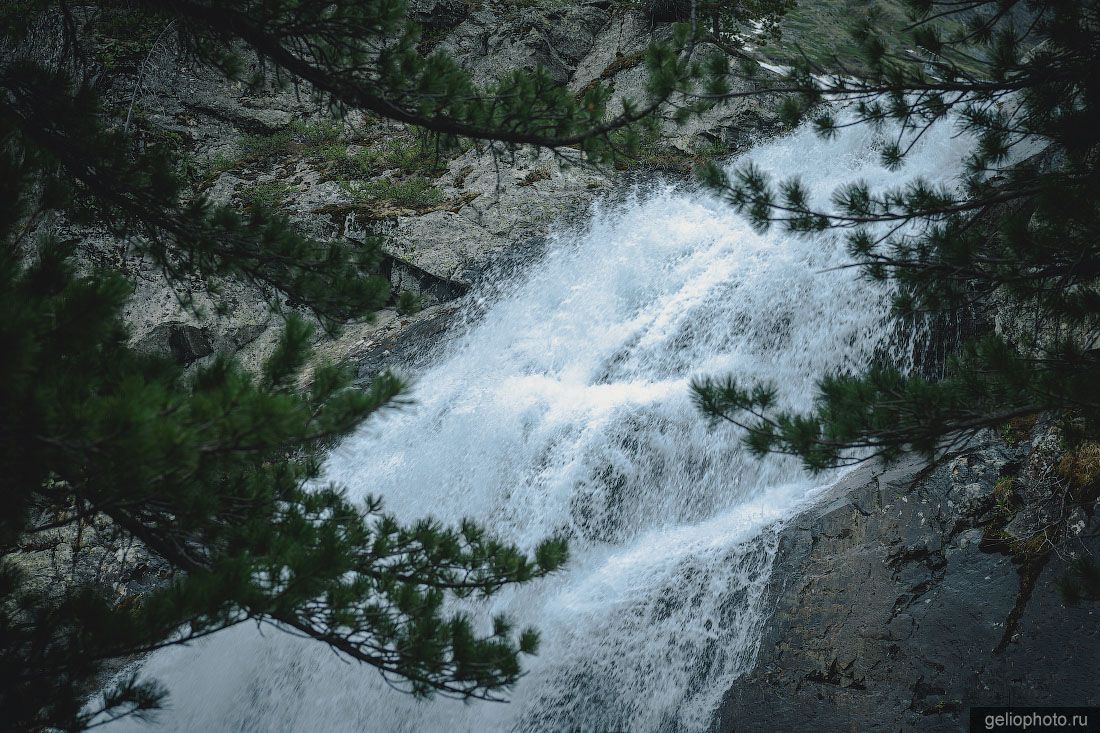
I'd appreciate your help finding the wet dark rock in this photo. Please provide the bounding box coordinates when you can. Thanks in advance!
[135,321,215,365]
[713,442,1100,732]
[407,0,469,27]
[642,0,692,22]
[380,249,469,306]
[222,322,269,351]
[355,306,460,383]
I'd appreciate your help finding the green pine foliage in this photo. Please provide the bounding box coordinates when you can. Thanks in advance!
[693,0,1100,470]
[0,160,570,729]
[0,0,703,728]
[704,0,796,45]
[110,0,693,157]
[4,58,392,331]
[1058,557,1100,606]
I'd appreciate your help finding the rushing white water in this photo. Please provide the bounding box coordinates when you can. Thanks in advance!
[110,111,976,732]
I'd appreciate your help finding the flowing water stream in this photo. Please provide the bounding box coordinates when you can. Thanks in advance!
[110,111,976,732]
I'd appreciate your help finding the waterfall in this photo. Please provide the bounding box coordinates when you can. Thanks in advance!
[108,110,976,732]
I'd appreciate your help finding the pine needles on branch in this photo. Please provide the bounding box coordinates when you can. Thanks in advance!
[693,0,1100,469]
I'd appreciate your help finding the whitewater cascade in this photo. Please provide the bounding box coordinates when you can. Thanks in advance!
[109,112,976,732]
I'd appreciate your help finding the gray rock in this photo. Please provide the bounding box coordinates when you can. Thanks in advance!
[355,305,460,382]
[364,146,610,284]
[712,444,1100,732]
[61,0,784,383]
[222,323,269,351]
[439,4,608,86]
[135,321,215,365]
[407,0,469,27]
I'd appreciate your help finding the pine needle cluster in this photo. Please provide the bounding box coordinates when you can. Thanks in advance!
[693,0,1099,471]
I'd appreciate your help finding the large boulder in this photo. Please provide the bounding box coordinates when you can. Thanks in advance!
[134,321,215,365]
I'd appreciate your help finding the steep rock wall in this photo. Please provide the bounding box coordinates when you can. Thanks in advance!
[714,432,1100,732]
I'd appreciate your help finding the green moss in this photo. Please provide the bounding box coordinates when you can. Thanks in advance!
[1056,442,1100,493]
[610,122,689,173]
[1015,531,1050,562]
[199,153,239,180]
[992,477,1016,511]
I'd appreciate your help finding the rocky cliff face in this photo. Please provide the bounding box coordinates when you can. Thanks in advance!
[714,426,1100,732]
[22,0,783,617]
[76,0,781,380]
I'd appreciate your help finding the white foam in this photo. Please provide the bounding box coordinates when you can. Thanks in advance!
[107,107,976,733]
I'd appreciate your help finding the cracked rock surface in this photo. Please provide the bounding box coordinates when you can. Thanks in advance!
[713,435,1100,732]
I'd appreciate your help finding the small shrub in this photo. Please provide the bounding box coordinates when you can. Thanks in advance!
[346,177,444,208]
[693,137,739,159]
[238,120,343,163]
[599,50,647,80]
[992,477,1017,513]
[239,128,297,160]
[1014,531,1050,562]
[1001,414,1038,445]
[239,180,292,211]
[519,166,551,186]
[325,138,452,180]
[87,9,163,70]
[1057,442,1100,493]
[294,119,342,146]
[200,153,238,180]
[1058,557,1100,606]
[396,290,422,316]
